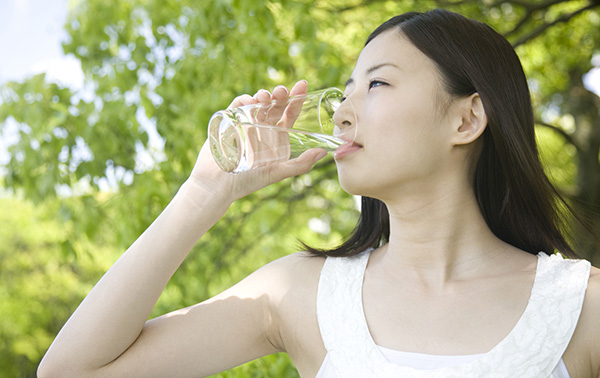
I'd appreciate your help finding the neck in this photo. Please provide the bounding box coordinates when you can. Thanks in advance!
[379,182,511,286]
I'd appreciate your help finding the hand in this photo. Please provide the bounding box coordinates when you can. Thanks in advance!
[245,81,307,167]
[187,81,328,205]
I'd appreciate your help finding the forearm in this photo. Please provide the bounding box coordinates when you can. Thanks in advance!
[40,179,231,373]
[39,84,327,377]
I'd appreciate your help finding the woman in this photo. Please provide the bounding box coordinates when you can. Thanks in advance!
[38,9,599,378]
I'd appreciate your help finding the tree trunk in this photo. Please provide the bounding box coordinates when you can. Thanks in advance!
[568,69,600,265]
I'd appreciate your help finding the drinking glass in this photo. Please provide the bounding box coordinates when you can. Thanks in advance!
[208,87,356,173]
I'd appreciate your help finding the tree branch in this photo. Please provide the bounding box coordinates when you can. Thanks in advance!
[501,0,572,38]
[435,0,597,45]
[434,0,474,6]
[490,0,571,11]
[535,119,579,149]
[512,2,600,47]
[315,0,390,13]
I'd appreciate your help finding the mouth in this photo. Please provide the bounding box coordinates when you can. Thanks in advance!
[334,140,363,160]
[339,136,363,147]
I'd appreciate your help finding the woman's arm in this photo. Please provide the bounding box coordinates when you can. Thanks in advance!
[37,82,326,378]
[589,268,600,378]
[570,265,600,378]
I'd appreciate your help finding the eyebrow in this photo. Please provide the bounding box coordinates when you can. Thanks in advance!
[344,62,401,88]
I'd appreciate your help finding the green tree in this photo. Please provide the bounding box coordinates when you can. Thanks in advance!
[1,0,599,376]
[496,0,600,263]
[0,196,116,378]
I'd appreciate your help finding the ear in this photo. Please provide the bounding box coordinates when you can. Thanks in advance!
[451,93,487,146]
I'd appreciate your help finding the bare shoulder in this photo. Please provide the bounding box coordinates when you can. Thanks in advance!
[565,263,600,378]
[264,250,327,273]
[220,251,325,294]
[581,265,600,344]
[586,264,600,299]
[233,251,327,314]
[583,265,600,377]
[250,251,326,292]
[258,252,327,313]
[260,252,329,366]
[579,265,600,337]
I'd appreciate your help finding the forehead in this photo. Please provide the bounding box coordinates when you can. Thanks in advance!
[350,30,438,82]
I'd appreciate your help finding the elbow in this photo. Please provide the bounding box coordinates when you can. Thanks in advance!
[37,354,63,378]
[37,357,55,378]
[38,352,103,378]
[37,354,80,378]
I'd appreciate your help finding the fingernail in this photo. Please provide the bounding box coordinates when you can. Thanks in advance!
[273,86,288,100]
[314,150,327,161]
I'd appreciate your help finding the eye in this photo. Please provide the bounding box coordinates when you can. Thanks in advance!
[368,80,387,90]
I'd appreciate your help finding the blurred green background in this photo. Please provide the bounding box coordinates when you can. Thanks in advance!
[1,0,599,377]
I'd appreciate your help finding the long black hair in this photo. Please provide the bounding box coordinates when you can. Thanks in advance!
[305,9,580,258]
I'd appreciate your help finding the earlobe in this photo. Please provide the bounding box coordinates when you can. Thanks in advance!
[453,93,488,146]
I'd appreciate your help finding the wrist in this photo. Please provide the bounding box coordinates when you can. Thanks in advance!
[176,177,234,217]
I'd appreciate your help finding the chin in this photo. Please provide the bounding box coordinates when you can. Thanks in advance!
[336,165,375,197]
[337,164,411,202]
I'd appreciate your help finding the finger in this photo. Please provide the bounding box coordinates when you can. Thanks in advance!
[279,81,308,128]
[246,123,259,168]
[253,89,272,105]
[227,94,256,109]
[253,90,271,123]
[248,126,287,168]
[267,148,327,182]
[266,85,290,125]
[272,85,290,100]
[289,80,308,97]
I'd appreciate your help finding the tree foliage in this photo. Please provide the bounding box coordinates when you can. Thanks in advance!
[0,196,114,378]
[1,0,599,376]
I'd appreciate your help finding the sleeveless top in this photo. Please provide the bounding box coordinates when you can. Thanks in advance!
[316,249,591,378]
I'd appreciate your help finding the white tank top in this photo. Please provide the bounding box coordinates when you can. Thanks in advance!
[316,249,590,378]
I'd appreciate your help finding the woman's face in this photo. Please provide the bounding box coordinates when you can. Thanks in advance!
[335,30,458,201]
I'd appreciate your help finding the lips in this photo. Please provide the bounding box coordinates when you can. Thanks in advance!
[334,140,363,160]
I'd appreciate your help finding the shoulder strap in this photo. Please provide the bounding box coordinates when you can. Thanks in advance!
[497,252,591,377]
[451,253,591,378]
[317,249,372,350]
[316,249,382,375]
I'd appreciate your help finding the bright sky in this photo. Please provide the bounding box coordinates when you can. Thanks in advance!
[0,0,83,89]
[0,0,598,94]
[1,0,599,91]
[0,0,162,189]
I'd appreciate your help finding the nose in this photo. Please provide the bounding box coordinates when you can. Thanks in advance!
[333,97,357,140]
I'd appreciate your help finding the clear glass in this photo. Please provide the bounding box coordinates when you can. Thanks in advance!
[208,87,356,173]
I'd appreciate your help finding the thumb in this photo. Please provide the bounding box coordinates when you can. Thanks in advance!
[268,149,328,181]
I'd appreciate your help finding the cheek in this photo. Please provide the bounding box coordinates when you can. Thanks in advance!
[337,87,450,195]
[337,123,448,197]
[365,106,436,160]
